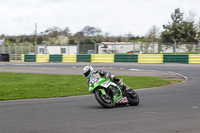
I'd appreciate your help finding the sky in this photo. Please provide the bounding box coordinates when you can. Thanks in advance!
[0,0,200,36]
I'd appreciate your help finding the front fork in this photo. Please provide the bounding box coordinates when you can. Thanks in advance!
[97,89,106,95]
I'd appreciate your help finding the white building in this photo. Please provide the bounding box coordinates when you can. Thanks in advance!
[97,42,140,54]
[37,45,77,55]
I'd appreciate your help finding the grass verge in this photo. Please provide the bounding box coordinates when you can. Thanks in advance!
[0,73,181,101]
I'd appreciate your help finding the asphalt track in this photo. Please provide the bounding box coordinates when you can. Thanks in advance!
[0,62,200,133]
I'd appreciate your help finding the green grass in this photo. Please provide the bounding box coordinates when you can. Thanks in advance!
[0,73,180,101]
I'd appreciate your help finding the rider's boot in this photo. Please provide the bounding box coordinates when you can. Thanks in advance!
[117,79,136,95]
[110,76,134,95]
[117,79,129,90]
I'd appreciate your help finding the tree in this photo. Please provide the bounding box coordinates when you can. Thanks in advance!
[181,21,197,42]
[145,25,160,42]
[62,27,71,36]
[128,34,145,42]
[82,38,93,44]
[0,34,5,38]
[68,39,75,44]
[54,35,69,45]
[8,37,16,43]
[19,36,24,43]
[37,36,44,44]
[161,8,198,43]
[185,11,196,23]
[194,18,200,38]
[74,31,85,43]
[31,36,36,43]
[81,26,102,37]
[161,8,184,43]
[24,36,31,42]
[44,27,62,37]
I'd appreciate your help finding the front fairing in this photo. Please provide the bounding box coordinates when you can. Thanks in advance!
[88,73,110,93]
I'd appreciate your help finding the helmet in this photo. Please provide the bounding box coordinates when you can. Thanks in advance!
[83,65,94,78]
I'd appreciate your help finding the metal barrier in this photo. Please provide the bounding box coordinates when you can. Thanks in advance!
[138,55,163,63]
[189,55,200,64]
[62,55,77,62]
[49,55,62,62]
[36,55,49,62]
[91,54,114,63]
[163,55,188,64]
[22,54,200,64]
[24,55,36,62]
[0,54,9,62]
[77,54,91,62]
[115,54,138,62]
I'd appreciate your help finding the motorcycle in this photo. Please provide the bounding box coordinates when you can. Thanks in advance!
[88,73,139,108]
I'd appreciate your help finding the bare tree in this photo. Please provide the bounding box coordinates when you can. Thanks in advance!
[81,26,102,37]
[62,27,71,37]
[145,25,160,42]
[44,27,62,37]
[74,32,85,43]
[185,10,196,22]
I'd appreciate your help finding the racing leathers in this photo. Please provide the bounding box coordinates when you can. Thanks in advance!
[91,70,131,91]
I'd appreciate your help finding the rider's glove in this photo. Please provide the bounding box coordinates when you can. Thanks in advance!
[105,72,111,78]
[97,70,106,76]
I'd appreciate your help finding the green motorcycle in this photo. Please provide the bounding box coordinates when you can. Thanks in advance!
[88,73,139,108]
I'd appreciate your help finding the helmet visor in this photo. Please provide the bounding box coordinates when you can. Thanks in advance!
[84,69,91,77]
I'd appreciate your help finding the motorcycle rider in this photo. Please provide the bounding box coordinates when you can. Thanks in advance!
[83,65,132,94]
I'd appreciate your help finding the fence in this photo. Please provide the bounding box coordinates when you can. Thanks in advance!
[81,42,200,54]
[0,42,200,61]
[0,44,77,61]
[0,44,37,61]
[79,44,95,54]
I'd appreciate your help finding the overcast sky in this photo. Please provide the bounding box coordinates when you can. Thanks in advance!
[1,0,200,36]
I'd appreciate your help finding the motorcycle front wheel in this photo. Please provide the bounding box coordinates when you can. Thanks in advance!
[95,90,115,108]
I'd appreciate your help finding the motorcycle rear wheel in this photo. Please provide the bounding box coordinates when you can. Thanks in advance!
[127,92,139,106]
[95,90,115,108]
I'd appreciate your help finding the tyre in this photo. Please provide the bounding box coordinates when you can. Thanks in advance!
[127,92,139,106]
[95,90,115,108]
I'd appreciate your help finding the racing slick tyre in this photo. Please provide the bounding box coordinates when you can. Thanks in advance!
[127,91,139,106]
[95,90,115,108]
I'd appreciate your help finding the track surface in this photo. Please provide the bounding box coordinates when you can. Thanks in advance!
[0,63,200,133]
